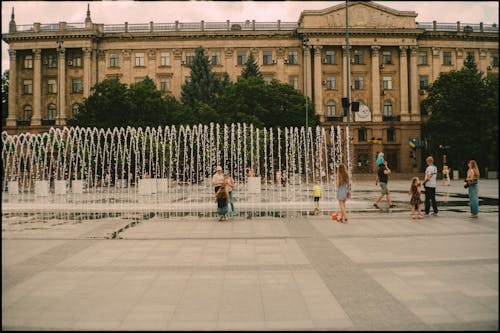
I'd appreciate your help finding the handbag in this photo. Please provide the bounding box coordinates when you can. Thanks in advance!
[463,180,469,189]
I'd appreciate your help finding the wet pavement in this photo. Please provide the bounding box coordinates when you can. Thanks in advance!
[2,179,498,330]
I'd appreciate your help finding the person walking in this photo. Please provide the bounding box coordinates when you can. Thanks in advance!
[409,177,424,220]
[212,166,224,193]
[373,159,395,209]
[442,164,451,186]
[336,164,351,223]
[224,171,237,217]
[423,156,438,216]
[312,181,321,215]
[465,160,480,218]
[215,185,230,221]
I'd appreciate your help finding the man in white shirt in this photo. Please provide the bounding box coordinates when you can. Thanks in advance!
[212,166,224,193]
[423,156,438,215]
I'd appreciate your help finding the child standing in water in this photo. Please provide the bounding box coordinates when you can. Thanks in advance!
[336,164,351,223]
[409,177,424,220]
[215,185,230,221]
[312,181,321,214]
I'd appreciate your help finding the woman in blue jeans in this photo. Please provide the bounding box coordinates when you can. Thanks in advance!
[466,160,480,218]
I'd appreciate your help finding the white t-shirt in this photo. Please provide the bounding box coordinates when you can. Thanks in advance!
[425,164,438,188]
[212,173,224,187]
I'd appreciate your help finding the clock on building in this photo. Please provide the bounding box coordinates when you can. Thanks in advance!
[355,103,371,122]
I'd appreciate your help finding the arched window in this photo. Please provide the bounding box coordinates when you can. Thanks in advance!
[48,104,56,120]
[383,100,393,116]
[326,100,336,117]
[72,104,80,118]
[23,105,32,121]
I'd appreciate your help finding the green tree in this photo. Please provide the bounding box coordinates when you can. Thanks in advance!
[1,70,8,124]
[128,77,170,127]
[422,56,498,174]
[180,46,222,109]
[241,52,263,80]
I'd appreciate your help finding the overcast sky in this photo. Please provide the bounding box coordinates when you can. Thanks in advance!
[2,1,498,72]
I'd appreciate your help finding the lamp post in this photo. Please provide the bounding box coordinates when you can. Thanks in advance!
[56,38,64,124]
[302,36,310,184]
[344,0,352,182]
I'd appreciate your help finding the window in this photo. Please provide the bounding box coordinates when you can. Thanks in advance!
[23,80,33,94]
[160,52,170,66]
[135,53,145,67]
[382,50,392,64]
[466,51,475,61]
[443,51,452,65]
[160,78,170,92]
[47,54,57,68]
[383,100,393,116]
[326,101,337,117]
[289,76,298,89]
[387,127,396,142]
[263,50,273,65]
[237,51,247,65]
[326,76,336,90]
[72,56,82,67]
[211,51,221,65]
[185,52,195,65]
[325,50,335,64]
[288,50,298,64]
[358,128,367,142]
[491,53,499,67]
[23,105,32,121]
[353,50,364,64]
[383,76,392,90]
[135,77,145,83]
[72,104,80,118]
[354,76,364,90]
[263,76,273,84]
[72,78,82,93]
[48,104,56,120]
[48,79,57,93]
[418,51,428,65]
[24,55,33,69]
[419,75,429,89]
[110,53,119,67]
[490,53,499,67]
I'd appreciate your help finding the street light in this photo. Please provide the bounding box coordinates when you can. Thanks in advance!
[302,36,310,183]
[56,38,64,125]
[344,0,352,182]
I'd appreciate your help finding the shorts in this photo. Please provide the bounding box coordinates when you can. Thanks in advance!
[379,182,389,195]
[314,197,320,202]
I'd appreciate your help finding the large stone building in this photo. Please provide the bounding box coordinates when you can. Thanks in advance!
[2,1,498,173]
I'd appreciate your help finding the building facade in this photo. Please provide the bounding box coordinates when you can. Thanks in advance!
[2,2,498,173]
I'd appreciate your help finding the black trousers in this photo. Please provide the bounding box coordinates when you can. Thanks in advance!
[424,186,438,214]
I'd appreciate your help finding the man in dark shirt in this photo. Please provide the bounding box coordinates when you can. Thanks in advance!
[373,159,396,209]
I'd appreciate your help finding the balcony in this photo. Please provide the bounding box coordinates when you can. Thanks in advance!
[16,120,30,126]
[42,119,56,126]
[382,115,401,122]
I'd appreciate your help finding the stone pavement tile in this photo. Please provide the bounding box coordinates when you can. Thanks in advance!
[72,320,124,330]
[407,305,458,325]
[119,320,168,331]
[473,295,499,313]
[216,320,267,330]
[365,268,427,302]
[167,320,217,330]
[427,291,496,323]
[264,320,315,330]
[2,240,67,267]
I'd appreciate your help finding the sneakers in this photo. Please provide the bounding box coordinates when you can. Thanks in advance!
[389,204,396,208]
[373,203,380,209]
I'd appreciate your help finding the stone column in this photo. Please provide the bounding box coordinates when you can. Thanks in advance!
[303,46,312,100]
[399,46,409,121]
[148,49,156,83]
[409,46,420,121]
[431,47,440,81]
[313,45,323,116]
[371,46,381,122]
[31,49,42,126]
[83,47,92,97]
[224,47,234,81]
[479,49,488,74]
[56,46,66,126]
[172,48,183,99]
[6,49,17,127]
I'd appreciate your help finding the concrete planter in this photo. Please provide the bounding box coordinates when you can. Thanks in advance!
[138,178,153,195]
[247,176,261,193]
[157,178,169,192]
[35,180,49,196]
[8,181,19,195]
[72,180,84,194]
[55,180,67,195]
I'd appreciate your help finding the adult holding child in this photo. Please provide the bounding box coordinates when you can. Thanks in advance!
[224,170,237,217]
[373,159,395,209]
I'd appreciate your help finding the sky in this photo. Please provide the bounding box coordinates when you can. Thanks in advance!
[2,1,498,72]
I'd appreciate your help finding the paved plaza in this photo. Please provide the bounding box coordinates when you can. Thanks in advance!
[2,179,498,330]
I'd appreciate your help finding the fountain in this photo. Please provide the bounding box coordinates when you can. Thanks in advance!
[2,123,346,219]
